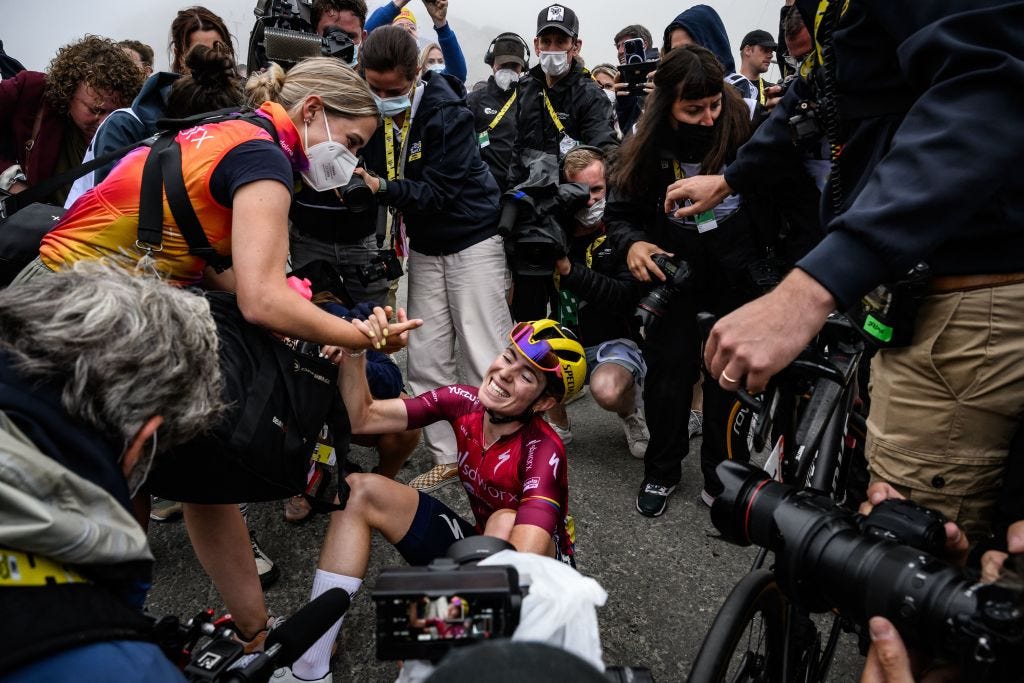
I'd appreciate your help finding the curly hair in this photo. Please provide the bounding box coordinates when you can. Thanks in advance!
[44,35,144,116]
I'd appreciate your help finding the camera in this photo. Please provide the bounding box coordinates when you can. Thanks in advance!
[711,460,1024,680]
[498,183,590,276]
[634,253,692,333]
[337,160,374,213]
[788,98,824,147]
[247,0,356,73]
[356,249,404,286]
[372,537,524,663]
[618,39,659,97]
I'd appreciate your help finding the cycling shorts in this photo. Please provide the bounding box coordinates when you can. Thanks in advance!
[394,492,479,566]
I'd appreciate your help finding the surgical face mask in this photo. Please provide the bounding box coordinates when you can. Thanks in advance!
[426,63,445,73]
[604,89,616,104]
[373,92,412,118]
[301,114,359,192]
[123,431,157,499]
[494,68,520,91]
[540,50,570,77]
[576,197,606,227]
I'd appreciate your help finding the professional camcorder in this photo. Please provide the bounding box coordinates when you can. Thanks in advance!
[497,183,590,276]
[372,537,524,663]
[247,0,356,73]
[711,460,1024,681]
[634,253,691,335]
[152,589,350,682]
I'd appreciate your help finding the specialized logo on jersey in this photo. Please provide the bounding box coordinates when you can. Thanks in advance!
[549,453,560,478]
[493,450,512,475]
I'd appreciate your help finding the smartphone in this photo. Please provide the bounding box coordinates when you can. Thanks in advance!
[622,37,646,65]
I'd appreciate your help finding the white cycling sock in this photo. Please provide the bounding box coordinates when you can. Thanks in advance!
[290,569,363,680]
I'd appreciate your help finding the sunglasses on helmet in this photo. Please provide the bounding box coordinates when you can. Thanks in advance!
[509,322,564,375]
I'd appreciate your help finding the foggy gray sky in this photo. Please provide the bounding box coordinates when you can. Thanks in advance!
[3,0,784,84]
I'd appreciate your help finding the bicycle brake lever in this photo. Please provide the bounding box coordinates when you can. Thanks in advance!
[736,387,762,412]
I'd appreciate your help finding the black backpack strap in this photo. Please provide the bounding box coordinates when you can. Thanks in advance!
[136,134,175,250]
[159,141,233,272]
[5,138,150,215]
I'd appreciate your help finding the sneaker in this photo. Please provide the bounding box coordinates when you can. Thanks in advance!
[636,479,677,517]
[149,497,183,522]
[251,531,280,590]
[700,489,716,508]
[408,463,459,492]
[545,416,574,446]
[621,410,649,459]
[271,668,332,683]
[688,410,704,439]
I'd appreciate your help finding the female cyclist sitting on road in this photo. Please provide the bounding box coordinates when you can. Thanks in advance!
[279,318,586,683]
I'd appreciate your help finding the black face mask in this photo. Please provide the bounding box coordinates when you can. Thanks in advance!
[671,122,717,164]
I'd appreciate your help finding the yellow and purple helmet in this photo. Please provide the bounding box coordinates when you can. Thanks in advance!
[509,319,587,404]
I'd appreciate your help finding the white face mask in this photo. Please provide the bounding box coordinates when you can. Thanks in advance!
[494,68,520,91]
[604,89,616,104]
[540,50,570,77]
[347,44,359,68]
[426,63,445,73]
[576,198,606,227]
[301,114,358,192]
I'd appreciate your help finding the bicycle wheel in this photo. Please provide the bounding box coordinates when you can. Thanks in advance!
[689,569,786,683]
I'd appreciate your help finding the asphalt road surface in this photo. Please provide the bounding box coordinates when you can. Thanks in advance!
[147,382,865,682]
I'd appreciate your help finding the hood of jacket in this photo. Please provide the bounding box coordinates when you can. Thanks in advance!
[418,68,469,116]
[0,353,152,566]
[664,5,736,73]
[130,71,180,129]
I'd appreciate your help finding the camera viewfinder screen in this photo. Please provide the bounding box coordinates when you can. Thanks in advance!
[384,594,498,643]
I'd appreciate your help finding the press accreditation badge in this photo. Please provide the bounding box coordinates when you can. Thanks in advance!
[559,133,579,157]
[478,130,491,148]
[695,209,719,233]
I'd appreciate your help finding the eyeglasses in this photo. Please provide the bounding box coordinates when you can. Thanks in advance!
[74,95,115,118]
[509,322,562,374]
[784,53,812,71]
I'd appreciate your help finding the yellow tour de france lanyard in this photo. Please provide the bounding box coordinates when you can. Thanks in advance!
[757,77,766,106]
[0,547,88,588]
[811,0,850,73]
[488,90,518,130]
[383,114,412,181]
[542,91,565,134]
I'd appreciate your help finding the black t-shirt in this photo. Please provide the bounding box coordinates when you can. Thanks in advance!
[209,139,294,207]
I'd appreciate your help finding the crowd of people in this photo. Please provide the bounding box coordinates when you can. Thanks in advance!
[1,0,1022,681]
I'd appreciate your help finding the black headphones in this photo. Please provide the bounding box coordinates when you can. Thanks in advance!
[484,32,531,68]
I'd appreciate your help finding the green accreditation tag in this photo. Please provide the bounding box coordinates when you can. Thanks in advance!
[478,130,490,148]
[695,209,719,233]
[558,288,580,326]
[862,314,894,343]
[311,442,337,466]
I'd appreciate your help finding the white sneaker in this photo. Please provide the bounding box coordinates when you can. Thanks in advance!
[700,489,716,508]
[621,410,649,459]
[271,667,332,683]
[688,410,704,439]
[545,416,573,445]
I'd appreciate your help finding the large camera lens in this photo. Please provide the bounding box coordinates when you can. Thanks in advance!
[341,173,373,213]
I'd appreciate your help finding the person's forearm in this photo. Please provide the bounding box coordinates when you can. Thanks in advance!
[339,352,373,432]
[237,282,371,349]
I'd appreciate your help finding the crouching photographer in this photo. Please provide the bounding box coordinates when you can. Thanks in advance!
[705,461,1024,683]
[0,262,223,681]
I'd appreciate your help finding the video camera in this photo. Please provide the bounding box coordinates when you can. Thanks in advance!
[711,460,1024,681]
[247,0,356,74]
[618,38,659,97]
[372,537,524,663]
[152,588,350,682]
[497,183,590,277]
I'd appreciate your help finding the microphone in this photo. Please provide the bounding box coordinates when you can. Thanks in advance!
[223,588,351,682]
[263,26,323,64]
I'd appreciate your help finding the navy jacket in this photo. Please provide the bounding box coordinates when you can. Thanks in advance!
[376,70,500,255]
[92,72,179,183]
[724,0,1024,308]
[663,5,735,73]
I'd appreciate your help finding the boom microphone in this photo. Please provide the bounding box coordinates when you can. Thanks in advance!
[263,26,323,63]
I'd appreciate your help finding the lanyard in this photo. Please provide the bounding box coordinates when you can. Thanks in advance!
[383,114,412,181]
[813,0,850,70]
[672,160,683,181]
[542,91,565,134]
[757,78,766,106]
[488,90,518,130]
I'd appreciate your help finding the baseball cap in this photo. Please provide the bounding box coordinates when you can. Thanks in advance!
[740,29,777,49]
[393,7,417,25]
[492,34,528,68]
[536,4,579,38]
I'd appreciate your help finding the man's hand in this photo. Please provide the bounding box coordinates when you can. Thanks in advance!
[555,256,572,277]
[861,617,960,682]
[704,269,835,392]
[664,175,732,219]
[762,84,784,112]
[626,241,672,283]
[422,0,448,28]
[981,519,1024,583]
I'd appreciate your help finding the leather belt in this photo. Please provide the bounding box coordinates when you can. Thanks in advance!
[929,272,1024,294]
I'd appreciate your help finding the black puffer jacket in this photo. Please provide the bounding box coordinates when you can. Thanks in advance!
[510,60,617,187]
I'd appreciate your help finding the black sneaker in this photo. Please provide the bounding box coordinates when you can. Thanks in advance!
[250,531,280,590]
[636,479,677,517]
